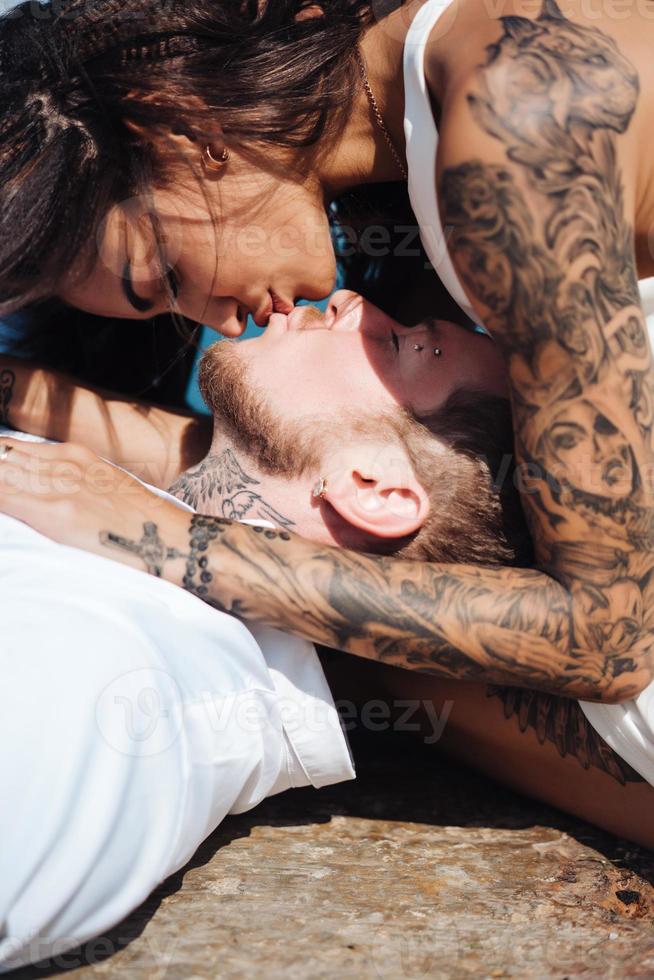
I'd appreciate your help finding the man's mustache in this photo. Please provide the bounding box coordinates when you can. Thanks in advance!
[291,304,327,329]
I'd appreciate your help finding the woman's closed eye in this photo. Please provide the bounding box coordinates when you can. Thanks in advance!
[166,268,180,302]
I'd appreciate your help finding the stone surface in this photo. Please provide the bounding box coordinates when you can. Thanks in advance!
[11,729,654,980]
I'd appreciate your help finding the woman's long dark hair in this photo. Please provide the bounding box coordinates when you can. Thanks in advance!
[0,0,376,319]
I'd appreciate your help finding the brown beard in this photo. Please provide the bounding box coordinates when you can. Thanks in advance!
[198,340,322,478]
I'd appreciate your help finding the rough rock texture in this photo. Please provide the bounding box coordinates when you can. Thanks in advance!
[12,730,654,979]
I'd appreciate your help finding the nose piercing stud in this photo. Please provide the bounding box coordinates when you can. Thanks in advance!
[433,348,442,357]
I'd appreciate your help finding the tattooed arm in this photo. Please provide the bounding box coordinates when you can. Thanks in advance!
[435,2,654,696]
[0,353,211,485]
[1,1,653,703]
[0,432,650,702]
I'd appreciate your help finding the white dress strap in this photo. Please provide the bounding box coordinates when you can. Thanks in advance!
[403,0,480,325]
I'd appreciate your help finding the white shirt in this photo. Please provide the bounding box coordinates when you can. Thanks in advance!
[0,429,354,972]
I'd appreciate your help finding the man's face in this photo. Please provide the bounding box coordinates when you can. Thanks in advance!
[218,290,508,422]
[181,291,509,552]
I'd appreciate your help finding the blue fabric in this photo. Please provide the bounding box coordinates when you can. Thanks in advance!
[0,311,43,359]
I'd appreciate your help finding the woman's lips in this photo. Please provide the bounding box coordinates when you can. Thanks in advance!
[252,291,295,327]
[269,291,294,315]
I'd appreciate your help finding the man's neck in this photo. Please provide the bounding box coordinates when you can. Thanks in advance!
[167,446,299,532]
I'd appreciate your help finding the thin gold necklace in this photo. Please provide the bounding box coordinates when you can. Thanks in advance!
[355,46,408,182]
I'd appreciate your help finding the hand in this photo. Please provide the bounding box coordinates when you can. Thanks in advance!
[0,439,190,576]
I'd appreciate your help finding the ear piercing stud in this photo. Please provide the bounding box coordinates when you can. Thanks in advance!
[413,343,424,352]
[433,348,442,357]
[202,144,230,173]
[312,477,328,500]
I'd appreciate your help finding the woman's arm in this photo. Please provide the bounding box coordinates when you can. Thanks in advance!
[0,354,211,486]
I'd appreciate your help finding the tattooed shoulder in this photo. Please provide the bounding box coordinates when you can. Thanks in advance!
[441,0,654,697]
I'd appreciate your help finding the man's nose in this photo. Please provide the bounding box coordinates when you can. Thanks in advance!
[325,290,362,330]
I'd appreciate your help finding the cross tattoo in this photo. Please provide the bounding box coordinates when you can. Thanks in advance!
[100,521,189,577]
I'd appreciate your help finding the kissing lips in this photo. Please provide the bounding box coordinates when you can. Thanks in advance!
[269,291,294,315]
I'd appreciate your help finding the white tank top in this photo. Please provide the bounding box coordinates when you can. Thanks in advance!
[403,0,654,785]
[402,0,654,333]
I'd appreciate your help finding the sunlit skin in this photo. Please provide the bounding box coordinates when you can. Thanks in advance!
[4,0,653,724]
[59,157,337,335]
[194,289,509,549]
[241,289,509,420]
[56,0,654,335]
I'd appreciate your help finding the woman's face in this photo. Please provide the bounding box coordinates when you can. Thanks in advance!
[58,146,337,337]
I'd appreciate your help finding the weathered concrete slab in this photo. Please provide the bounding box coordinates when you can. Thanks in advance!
[10,729,654,979]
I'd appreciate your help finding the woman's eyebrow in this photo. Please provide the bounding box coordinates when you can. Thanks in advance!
[121,259,155,313]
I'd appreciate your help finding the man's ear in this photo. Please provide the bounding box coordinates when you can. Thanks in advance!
[325,443,430,540]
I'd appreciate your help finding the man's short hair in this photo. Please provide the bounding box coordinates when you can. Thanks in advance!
[395,388,533,568]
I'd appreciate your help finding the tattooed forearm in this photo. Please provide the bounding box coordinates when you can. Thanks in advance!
[440,0,654,694]
[486,685,645,784]
[100,521,189,577]
[168,449,295,529]
[157,514,647,700]
[96,499,649,701]
[0,369,15,427]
